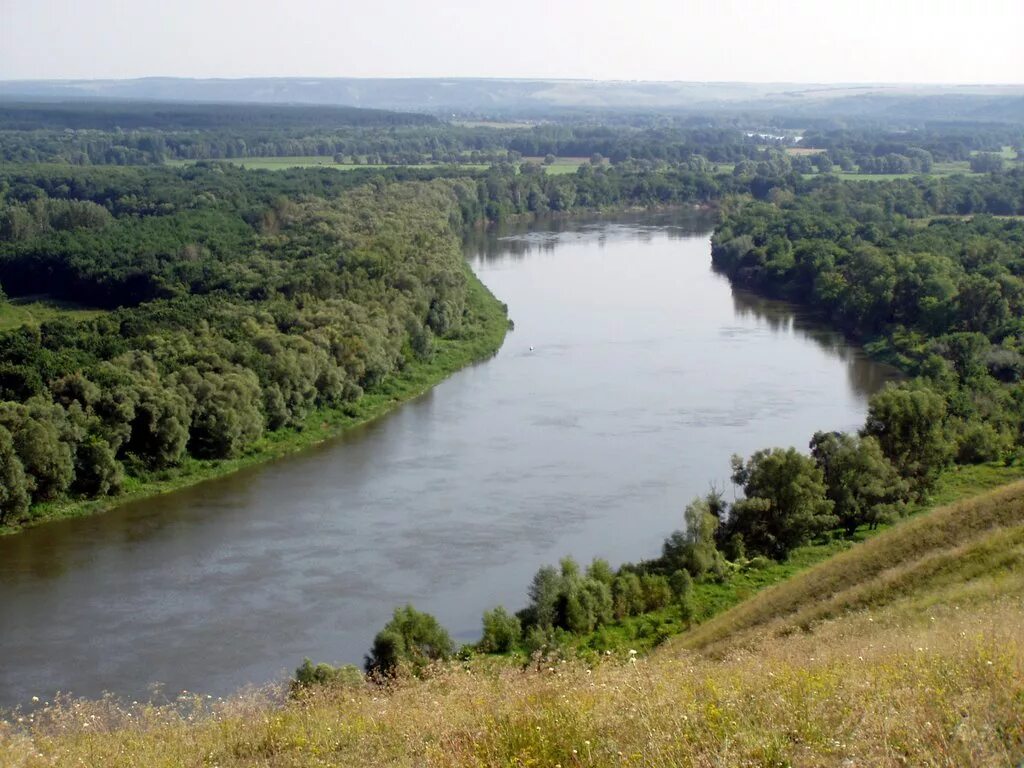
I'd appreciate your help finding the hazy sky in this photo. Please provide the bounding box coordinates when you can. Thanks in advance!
[2,0,1022,83]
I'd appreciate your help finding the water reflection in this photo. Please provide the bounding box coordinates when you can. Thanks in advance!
[465,209,716,262]
[729,288,902,397]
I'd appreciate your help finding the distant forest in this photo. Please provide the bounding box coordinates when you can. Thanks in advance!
[0,101,1020,168]
[0,103,1023,545]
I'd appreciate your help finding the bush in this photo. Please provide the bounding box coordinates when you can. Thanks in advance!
[640,574,672,612]
[612,572,645,619]
[955,420,1011,464]
[365,605,455,677]
[670,569,696,624]
[292,659,363,692]
[479,606,521,653]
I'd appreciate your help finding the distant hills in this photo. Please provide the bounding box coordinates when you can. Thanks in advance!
[2,78,1023,122]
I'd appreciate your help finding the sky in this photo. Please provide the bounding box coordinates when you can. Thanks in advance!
[1,0,1022,84]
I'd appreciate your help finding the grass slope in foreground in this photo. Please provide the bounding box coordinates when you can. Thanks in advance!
[3,478,1022,766]
[2,270,507,534]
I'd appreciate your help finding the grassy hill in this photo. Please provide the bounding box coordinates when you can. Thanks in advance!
[2,482,1022,766]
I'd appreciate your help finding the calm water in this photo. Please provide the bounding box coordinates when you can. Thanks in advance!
[0,212,899,708]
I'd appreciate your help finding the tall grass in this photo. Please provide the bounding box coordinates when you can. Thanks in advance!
[3,481,1023,766]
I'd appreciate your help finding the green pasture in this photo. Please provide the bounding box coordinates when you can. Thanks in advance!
[0,296,107,331]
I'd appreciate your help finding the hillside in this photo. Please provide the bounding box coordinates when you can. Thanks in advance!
[3,78,1024,121]
[2,480,1021,766]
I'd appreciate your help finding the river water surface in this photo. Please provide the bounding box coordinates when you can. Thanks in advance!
[0,212,900,707]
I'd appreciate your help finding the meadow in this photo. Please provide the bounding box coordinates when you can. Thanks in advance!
[165,156,592,174]
[0,296,106,332]
[163,157,490,172]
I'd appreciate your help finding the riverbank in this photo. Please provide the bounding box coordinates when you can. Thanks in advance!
[5,477,1021,767]
[555,459,1024,657]
[0,269,509,536]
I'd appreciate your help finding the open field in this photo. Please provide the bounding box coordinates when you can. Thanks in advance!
[0,297,107,332]
[523,156,592,174]
[3,475,1022,766]
[971,145,1020,161]
[800,167,983,182]
[166,155,596,175]
[163,157,489,172]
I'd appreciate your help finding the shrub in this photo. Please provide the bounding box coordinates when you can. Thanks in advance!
[292,659,363,692]
[365,605,455,677]
[479,606,521,653]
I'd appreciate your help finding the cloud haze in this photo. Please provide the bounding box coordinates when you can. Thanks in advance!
[1,0,1022,83]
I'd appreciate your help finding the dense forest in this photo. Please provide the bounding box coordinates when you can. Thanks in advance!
[2,106,1024,683]
[2,152,1024,533]
[0,155,778,526]
[0,165,505,525]
[5,102,1019,169]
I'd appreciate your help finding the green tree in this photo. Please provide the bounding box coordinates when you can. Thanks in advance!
[0,425,31,525]
[810,431,907,535]
[661,493,722,577]
[969,153,1004,173]
[585,558,615,586]
[612,571,645,619]
[180,367,264,459]
[72,436,124,497]
[292,659,363,691]
[522,565,561,629]
[862,384,952,491]
[478,606,521,653]
[670,569,695,624]
[726,448,837,558]
[365,605,455,677]
[126,383,191,469]
[0,402,74,502]
[640,573,672,611]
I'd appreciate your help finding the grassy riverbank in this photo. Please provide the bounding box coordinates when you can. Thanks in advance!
[1,269,508,535]
[4,477,1021,766]
[507,461,1024,659]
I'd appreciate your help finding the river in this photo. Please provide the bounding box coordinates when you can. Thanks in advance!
[0,211,900,708]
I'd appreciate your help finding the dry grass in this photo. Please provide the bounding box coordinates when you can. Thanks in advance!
[3,482,1024,767]
[681,479,1024,653]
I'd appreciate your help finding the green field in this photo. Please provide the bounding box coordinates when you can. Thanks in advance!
[972,145,1020,161]
[798,165,982,182]
[0,296,107,331]
[523,156,592,175]
[165,155,597,175]
[164,157,489,172]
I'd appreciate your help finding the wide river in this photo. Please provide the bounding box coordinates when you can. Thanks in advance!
[0,212,899,708]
